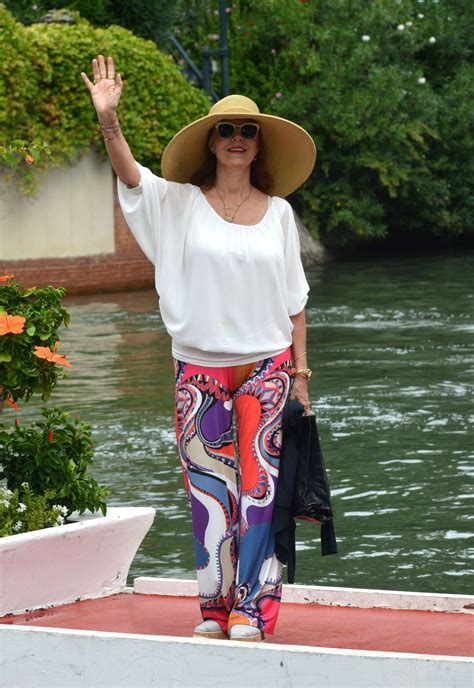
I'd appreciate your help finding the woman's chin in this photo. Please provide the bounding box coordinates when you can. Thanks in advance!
[219,156,252,169]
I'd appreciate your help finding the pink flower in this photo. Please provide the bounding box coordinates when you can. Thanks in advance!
[275,92,283,98]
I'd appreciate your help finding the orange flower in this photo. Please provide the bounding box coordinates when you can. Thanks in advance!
[0,313,26,336]
[0,275,14,282]
[5,395,19,412]
[25,154,35,165]
[47,430,54,442]
[33,341,71,367]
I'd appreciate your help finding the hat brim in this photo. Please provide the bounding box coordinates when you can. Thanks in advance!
[161,112,316,198]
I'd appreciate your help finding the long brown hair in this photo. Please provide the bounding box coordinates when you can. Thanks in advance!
[190,129,274,194]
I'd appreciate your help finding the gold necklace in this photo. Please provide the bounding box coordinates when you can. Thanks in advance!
[215,186,253,222]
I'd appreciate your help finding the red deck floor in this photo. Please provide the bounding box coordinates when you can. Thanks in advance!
[1,593,472,657]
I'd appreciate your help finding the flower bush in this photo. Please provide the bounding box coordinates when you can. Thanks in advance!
[0,275,70,406]
[0,408,109,517]
[0,276,109,530]
[0,483,68,536]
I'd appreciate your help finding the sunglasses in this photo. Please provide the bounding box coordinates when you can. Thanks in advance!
[214,122,260,140]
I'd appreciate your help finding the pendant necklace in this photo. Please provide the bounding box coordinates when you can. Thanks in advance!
[215,186,253,222]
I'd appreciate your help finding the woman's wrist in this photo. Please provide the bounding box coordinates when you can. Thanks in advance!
[292,371,310,383]
[97,111,118,127]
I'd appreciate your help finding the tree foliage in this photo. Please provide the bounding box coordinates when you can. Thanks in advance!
[3,0,186,46]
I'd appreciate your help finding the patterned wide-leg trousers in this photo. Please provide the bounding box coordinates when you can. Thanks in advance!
[174,348,292,635]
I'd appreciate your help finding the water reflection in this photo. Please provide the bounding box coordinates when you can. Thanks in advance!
[10,252,473,594]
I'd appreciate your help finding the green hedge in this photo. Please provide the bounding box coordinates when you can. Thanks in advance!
[0,5,210,193]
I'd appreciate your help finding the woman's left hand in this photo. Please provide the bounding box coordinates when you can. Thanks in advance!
[290,376,311,416]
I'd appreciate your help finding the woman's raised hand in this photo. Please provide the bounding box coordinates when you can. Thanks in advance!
[81,55,122,121]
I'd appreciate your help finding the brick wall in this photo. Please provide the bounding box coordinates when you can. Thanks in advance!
[0,174,154,294]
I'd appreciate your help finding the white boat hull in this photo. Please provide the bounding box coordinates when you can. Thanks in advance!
[0,507,155,616]
[1,622,471,688]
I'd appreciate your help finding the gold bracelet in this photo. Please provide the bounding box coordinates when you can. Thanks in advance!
[292,367,312,380]
[294,351,307,363]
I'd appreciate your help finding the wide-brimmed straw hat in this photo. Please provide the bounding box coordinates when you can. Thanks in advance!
[161,94,317,198]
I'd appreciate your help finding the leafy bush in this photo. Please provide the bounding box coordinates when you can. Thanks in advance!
[0,483,68,536]
[0,4,210,194]
[0,276,70,404]
[0,408,109,516]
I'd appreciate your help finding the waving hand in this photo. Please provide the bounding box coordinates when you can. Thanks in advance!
[81,55,122,118]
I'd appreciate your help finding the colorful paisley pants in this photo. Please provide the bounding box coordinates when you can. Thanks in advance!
[174,348,292,635]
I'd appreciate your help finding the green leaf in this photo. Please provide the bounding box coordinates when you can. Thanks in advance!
[26,325,36,336]
[0,352,12,362]
[38,332,51,341]
[2,152,14,166]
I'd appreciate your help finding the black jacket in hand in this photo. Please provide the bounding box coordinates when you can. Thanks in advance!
[272,400,338,584]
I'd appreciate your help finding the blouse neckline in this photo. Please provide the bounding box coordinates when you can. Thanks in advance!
[198,189,273,228]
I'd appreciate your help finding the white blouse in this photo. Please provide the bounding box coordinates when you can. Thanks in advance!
[117,161,309,366]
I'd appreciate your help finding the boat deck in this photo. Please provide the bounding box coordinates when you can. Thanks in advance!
[1,591,472,657]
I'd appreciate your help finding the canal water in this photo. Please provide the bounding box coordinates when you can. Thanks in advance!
[15,251,474,594]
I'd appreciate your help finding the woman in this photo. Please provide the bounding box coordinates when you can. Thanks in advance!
[81,55,316,642]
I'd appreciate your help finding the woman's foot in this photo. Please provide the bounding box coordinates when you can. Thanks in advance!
[229,624,263,642]
[193,619,227,639]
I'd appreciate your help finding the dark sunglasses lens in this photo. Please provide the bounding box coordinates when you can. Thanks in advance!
[240,124,259,139]
[217,123,235,138]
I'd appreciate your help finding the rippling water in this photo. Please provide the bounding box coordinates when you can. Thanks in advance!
[12,252,474,593]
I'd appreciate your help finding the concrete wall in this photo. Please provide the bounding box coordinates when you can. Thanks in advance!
[0,152,115,260]
[0,153,154,294]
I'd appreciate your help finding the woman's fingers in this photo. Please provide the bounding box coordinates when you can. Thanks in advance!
[290,381,311,415]
[90,55,116,83]
[107,55,115,80]
[92,58,100,82]
[80,71,94,93]
[98,54,107,78]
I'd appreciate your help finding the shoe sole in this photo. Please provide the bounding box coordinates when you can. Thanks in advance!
[230,634,264,642]
[193,630,228,640]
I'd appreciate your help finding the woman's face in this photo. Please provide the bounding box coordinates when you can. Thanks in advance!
[209,118,259,171]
